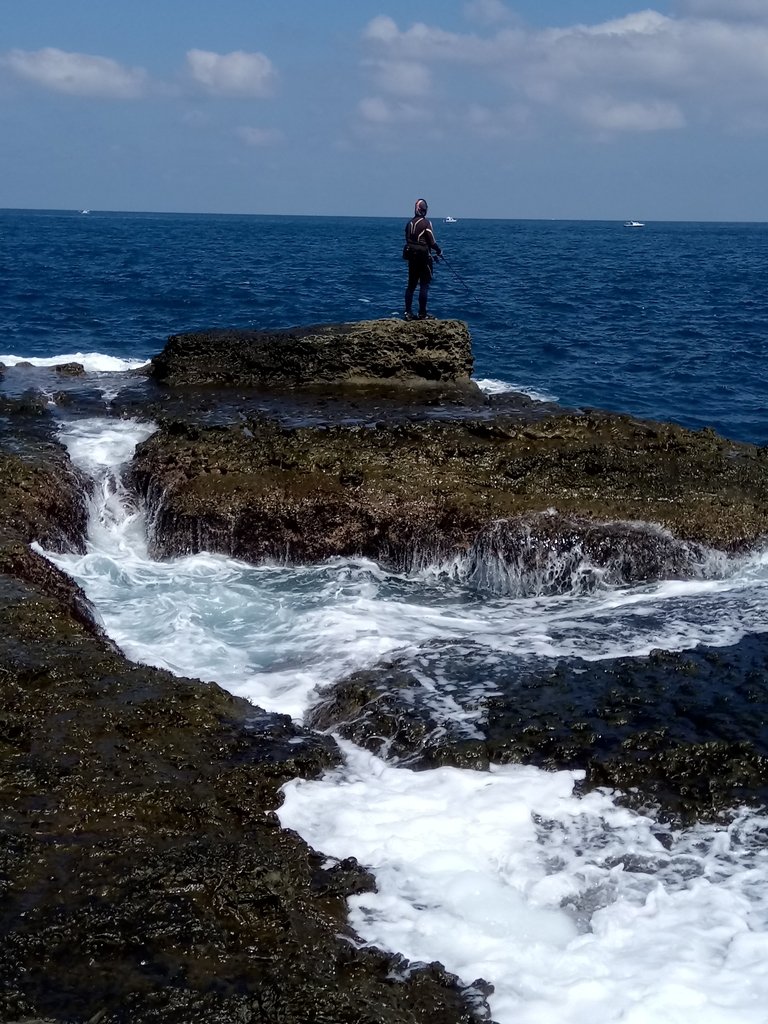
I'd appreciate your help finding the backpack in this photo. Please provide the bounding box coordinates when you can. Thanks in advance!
[402,217,429,260]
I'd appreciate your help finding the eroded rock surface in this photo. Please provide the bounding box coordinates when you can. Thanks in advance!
[150,318,474,389]
[3,313,768,1017]
[307,639,768,823]
[129,410,768,582]
[0,407,491,1024]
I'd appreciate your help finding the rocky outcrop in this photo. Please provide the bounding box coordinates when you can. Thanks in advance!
[306,638,768,823]
[0,555,489,1023]
[149,318,475,389]
[53,361,86,376]
[4,315,768,1016]
[128,410,768,587]
[0,410,491,1024]
[0,410,89,554]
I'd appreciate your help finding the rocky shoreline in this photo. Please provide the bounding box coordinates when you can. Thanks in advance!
[1,317,767,1021]
[129,409,768,580]
[306,637,768,823]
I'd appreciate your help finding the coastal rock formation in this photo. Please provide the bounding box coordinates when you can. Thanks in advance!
[0,408,89,554]
[0,410,491,1023]
[53,360,86,376]
[149,318,475,389]
[129,410,768,586]
[306,639,768,823]
[4,315,768,1017]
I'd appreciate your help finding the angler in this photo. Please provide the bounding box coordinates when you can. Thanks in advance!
[402,198,442,320]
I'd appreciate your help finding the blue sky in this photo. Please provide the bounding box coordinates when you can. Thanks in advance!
[3,0,768,219]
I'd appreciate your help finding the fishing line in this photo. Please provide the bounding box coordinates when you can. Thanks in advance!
[435,253,481,305]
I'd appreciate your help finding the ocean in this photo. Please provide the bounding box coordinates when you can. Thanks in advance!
[3,209,768,1023]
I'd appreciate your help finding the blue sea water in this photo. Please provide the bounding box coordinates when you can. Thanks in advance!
[1,208,767,443]
[5,209,768,1023]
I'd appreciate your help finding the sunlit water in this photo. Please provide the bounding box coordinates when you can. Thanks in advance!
[3,210,768,443]
[43,413,768,1024]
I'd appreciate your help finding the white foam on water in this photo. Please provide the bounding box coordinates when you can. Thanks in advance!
[0,352,148,372]
[280,743,768,1024]
[43,415,768,1024]
[474,377,558,402]
[47,418,768,704]
[61,416,157,475]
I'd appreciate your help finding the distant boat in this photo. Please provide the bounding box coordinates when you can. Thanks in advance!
[80,209,91,215]
[624,220,644,227]
[444,216,458,223]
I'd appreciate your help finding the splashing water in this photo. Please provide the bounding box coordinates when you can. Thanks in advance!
[44,415,768,1024]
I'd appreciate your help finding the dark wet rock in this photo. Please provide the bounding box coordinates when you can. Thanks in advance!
[0,390,50,418]
[308,666,452,767]
[0,414,88,554]
[150,318,475,388]
[113,376,507,431]
[53,361,85,376]
[0,415,491,1023]
[309,638,768,823]
[128,410,768,585]
[0,585,488,1021]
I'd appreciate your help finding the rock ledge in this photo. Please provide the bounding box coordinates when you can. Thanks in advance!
[150,318,473,388]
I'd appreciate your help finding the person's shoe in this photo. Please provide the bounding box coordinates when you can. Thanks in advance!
[417,312,436,320]
[404,311,416,320]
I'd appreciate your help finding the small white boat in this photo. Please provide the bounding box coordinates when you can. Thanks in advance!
[624,220,644,227]
[444,216,458,223]
[80,209,91,215]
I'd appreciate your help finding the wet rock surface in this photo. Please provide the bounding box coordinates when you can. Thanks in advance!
[307,637,768,824]
[3,316,768,1017]
[0,403,492,1023]
[150,318,474,388]
[129,410,768,575]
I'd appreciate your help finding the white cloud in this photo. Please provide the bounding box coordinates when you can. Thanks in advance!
[235,125,281,146]
[364,16,401,44]
[358,96,424,124]
[186,49,276,97]
[464,0,515,26]
[359,9,768,135]
[358,96,392,123]
[370,60,431,97]
[4,47,147,98]
[465,101,530,137]
[579,96,685,131]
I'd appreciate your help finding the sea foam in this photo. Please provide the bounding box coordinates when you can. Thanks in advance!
[43,415,768,1024]
[0,352,148,372]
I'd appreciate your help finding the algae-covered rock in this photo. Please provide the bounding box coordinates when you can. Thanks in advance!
[53,361,86,376]
[307,637,768,823]
[0,411,88,553]
[149,318,474,388]
[0,559,490,1023]
[0,412,491,1024]
[128,410,768,581]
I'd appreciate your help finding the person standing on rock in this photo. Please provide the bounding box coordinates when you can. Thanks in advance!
[403,198,442,320]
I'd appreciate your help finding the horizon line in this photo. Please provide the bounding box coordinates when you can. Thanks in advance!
[2,206,768,225]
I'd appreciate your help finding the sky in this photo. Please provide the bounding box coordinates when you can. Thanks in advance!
[3,0,768,219]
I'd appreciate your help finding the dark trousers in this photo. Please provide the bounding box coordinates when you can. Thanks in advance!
[405,255,433,316]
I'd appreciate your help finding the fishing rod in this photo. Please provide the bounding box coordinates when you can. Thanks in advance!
[434,253,476,299]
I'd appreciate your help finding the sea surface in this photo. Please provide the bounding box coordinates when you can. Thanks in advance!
[3,209,768,1023]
